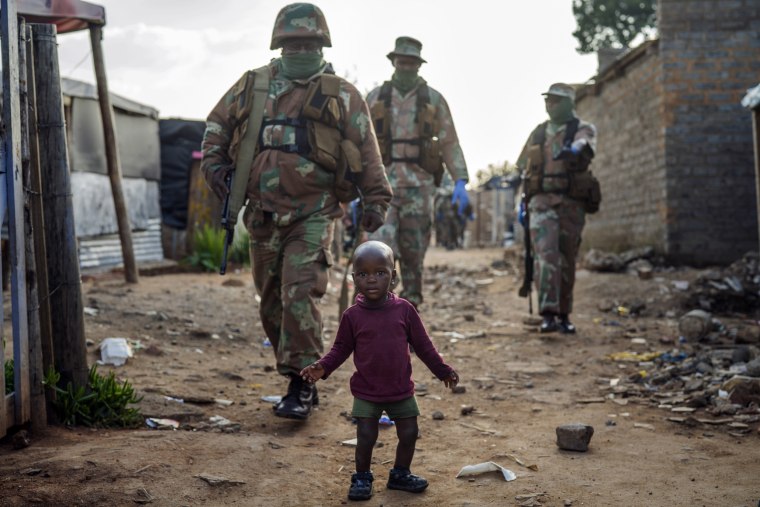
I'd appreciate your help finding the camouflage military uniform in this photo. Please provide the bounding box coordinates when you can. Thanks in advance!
[201,6,392,379]
[517,84,597,322]
[367,37,469,307]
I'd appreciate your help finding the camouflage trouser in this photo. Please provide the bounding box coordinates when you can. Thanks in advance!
[529,195,585,315]
[434,194,457,248]
[248,212,333,376]
[369,186,433,307]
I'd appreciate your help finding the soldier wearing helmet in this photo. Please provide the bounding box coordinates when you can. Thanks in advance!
[366,36,470,309]
[516,83,599,334]
[201,3,392,420]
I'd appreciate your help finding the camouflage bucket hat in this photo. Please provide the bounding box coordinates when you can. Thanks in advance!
[541,83,576,101]
[270,3,332,50]
[386,36,427,63]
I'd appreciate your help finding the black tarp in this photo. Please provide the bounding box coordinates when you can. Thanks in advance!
[159,119,204,229]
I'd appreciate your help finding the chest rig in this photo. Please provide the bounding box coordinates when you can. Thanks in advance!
[370,81,444,186]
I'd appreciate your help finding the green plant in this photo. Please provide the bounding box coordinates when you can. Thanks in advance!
[186,224,226,272]
[4,358,13,395]
[43,365,143,428]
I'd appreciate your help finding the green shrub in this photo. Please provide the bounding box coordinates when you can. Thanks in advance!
[43,365,143,428]
[186,223,250,272]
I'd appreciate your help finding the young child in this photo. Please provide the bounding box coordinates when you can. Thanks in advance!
[300,240,459,501]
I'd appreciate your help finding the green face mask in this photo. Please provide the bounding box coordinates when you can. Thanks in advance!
[391,69,419,95]
[280,52,325,80]
[546,96,575,124]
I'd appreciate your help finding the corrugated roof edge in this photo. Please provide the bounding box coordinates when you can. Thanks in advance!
[62,77,159,119]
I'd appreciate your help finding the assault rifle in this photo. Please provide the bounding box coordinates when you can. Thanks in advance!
[517,193,533,314]
[219,173,234,275]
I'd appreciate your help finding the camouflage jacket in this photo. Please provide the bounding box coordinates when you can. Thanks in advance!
[202,59,392,226]
[516,118,597,205]
[366,80,468,189]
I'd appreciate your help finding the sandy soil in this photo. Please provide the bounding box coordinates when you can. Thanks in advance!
[1,246,758,507]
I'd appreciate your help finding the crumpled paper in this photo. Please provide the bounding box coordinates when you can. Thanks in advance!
[456,461,516,481]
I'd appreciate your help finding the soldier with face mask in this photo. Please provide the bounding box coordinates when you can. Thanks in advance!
[366,36,470,309]
[516,83,598,334]
[201,3,392,420]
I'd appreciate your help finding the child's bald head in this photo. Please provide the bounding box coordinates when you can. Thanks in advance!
[353,240,394,270]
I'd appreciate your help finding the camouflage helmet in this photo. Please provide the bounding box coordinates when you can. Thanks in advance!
[386,36,427,63]
[270,3,332,50]
[541,83,576,102]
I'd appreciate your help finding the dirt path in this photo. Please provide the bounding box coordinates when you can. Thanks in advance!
[1,247,758,507]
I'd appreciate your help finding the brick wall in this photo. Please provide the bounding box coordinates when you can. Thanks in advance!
[576,41,668,253]
[576,0,759,265]
[659,0,759,264]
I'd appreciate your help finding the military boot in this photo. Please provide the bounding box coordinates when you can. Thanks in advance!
[274,374,317,420]
[540,312,559,333]
[559,313,576,334]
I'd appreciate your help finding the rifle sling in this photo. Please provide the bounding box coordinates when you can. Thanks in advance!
[229,66,270,224]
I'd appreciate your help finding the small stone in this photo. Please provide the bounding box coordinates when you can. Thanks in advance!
[745,358,760,377]
[432,411,445,420]
[731,346,751,365]
[556,423,594,452]
[460,405,475,416]
[451,385,466,394]
[564,500,573,507]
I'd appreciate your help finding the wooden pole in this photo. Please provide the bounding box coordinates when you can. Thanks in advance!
[753,109,760,255]
[19,20,47,431]
[25,23,55,422]
[31,23,88,389]
[89,24,139,283]
[3,0,30,425]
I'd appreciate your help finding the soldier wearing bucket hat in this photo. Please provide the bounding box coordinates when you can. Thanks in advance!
[366,36,470,309]
[201,3,391,422]
[516,82,600,335]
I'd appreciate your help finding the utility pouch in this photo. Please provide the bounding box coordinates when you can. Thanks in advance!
[334,139,362,202]
[370,101,390,164]
[569,170,601,213]
[419,137,444,186]
[308,121,342,172]
[418,103,437,138]
[523,143,544,198]
[302,74,341,127]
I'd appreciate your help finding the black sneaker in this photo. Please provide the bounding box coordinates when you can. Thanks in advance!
[348,471,373,501]
[387,467,428,493]
[540,314,559,333]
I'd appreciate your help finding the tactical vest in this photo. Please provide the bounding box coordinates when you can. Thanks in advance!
[370,81,444,186]
[236,69,362,205]
[523,119,601,213]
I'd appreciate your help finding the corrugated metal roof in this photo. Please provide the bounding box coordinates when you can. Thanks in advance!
[62,77,159,118]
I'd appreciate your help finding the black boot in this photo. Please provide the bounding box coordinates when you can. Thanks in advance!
[540,313,559,333]
[559,314,576,334]
[274,375,316,420]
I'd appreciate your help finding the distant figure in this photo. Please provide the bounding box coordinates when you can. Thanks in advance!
[201,3,392,420]
[300,240,459,501]
[434,174,458,249]
[516,83,600,334]
[366,36,471,308]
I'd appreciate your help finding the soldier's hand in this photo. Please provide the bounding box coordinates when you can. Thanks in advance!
[451,179,470,217]
[210,166,233,201]
[360,210,384,233]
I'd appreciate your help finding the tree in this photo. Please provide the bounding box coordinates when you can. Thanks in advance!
[572,0,657,54]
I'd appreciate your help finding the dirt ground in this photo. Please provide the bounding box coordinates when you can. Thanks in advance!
[1,246,758,507]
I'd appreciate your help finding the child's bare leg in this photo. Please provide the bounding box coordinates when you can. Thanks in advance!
[392,416,418,470]
[355,417,379,472]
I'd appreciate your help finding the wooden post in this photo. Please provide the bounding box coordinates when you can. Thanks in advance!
[31,23,89,389]
[25,23,55,422]
[753,109,760,255]
[3,0,30,425]
[89,24,139,283]
[19,20,47,431]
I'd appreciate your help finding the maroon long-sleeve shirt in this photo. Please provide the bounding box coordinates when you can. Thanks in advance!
[317,292,454,403]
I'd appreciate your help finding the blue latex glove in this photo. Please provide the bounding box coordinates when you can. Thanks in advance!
[451,179,470,217]
[518,199,527,227]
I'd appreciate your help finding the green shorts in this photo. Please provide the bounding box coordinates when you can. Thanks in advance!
[352,396,420,420]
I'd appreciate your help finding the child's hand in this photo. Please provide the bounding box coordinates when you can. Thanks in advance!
[300,363,325,384]
[443,370,459,389]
